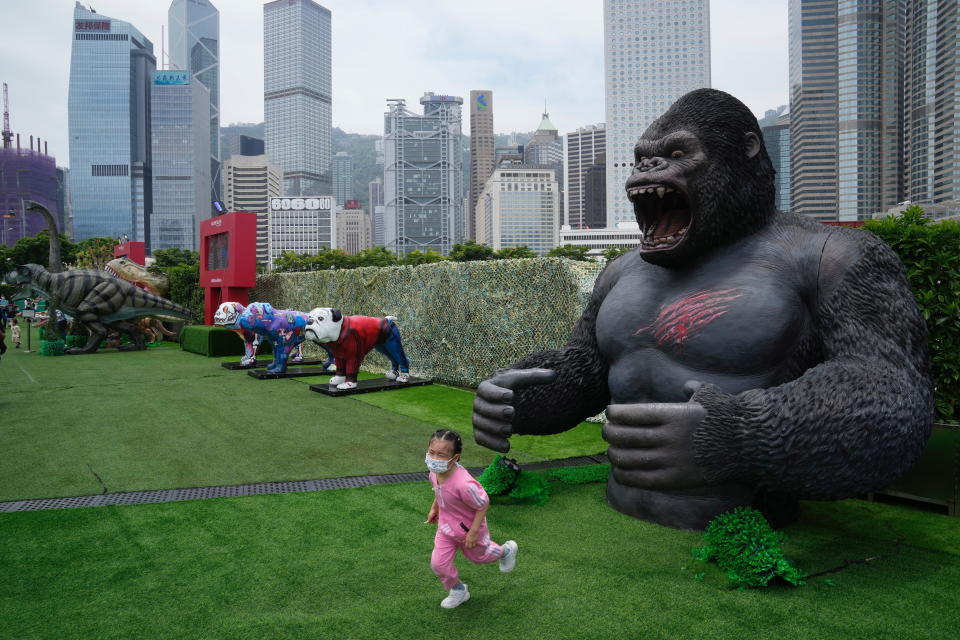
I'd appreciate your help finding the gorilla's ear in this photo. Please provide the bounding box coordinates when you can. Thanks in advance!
[744,132,761,159]
[331,308,343,323]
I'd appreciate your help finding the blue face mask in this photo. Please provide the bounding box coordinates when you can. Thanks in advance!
[425,455,453,474]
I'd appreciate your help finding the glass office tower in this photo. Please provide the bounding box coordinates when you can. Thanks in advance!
[150,70,211,251]
[264,0,332,196]
[68,4,155,242]
[169,0,221,213]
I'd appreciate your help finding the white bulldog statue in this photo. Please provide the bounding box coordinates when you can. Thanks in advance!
[305,307,411,390]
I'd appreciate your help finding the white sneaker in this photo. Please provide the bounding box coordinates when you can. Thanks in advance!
[397,373,410,383]
[336,381,358,390]
[499,541,518,573]
[440,585,470,609]
[329,375,346,385]
[385,370,397,380]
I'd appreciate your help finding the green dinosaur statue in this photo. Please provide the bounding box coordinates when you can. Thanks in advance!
[104,257,170,297]
[3,264,192,354]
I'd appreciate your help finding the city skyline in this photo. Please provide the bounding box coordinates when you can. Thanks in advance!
[3,0,788,169]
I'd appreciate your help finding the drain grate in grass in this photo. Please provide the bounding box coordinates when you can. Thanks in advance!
[0,455,606,512]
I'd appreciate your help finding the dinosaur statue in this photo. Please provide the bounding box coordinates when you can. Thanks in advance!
[105,257,180,342]
[136,317,178,343]
[105,257,171,297]
[3,264,192,354]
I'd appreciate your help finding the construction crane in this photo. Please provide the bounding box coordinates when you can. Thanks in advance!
[2,82,12,149]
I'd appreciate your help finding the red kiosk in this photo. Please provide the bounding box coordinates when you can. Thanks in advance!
[113,241,146,265]
[199,211,258,325]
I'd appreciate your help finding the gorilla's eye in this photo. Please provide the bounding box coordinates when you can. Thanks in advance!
[671,150,685,159]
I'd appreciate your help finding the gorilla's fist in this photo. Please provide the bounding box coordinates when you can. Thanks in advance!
[602,381,709,490]
[472,368,557,452]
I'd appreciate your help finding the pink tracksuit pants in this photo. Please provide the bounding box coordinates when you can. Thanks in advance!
[430,524,504,590]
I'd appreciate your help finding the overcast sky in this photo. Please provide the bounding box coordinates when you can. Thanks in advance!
[1,0,788,168]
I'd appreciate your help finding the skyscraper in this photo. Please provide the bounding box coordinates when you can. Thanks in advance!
[566,123,606,228]
[368,176,385,246]
[789,0,903,221]
[68,4,155,241]
[383,94,464,256]
[0,141,60,248]
[332,151,353,206]
[220,122,264,162]
[224,152,282,266]
[469,90,494,241]
[903,0,960,217]
[150,70,211,251]
[368,176,384,209]
[168,0,220,213]
[761,110,791,213]
[603,0,710,227]
[584,153,607,229]
[524,111,564,222]
[476,160,559,255]
[264,0,332,196]
[335,203,372,255]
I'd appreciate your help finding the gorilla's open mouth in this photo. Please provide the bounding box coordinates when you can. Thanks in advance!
[626,183,692,252]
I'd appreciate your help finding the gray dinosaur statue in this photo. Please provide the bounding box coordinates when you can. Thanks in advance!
[3,264,192,354]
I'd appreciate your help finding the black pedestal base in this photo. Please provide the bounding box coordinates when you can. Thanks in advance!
[247,367,336,379]
[223,359,327,370]
[309,376,433,396]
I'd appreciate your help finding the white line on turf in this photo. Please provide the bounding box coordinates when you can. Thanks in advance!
[15,360,36,384]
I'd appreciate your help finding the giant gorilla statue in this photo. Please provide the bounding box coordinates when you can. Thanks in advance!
[472,89,933,530]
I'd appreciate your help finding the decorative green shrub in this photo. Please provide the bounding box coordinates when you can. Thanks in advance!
[180,325,261,357]
[250,258,602,387]
[39,339,65,356]
[65,335,86,348]
[477,456,550,506]
[864,207,960,422]
[549,464,611,485]
[692,507,805,588]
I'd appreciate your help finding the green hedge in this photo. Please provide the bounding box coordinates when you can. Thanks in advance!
[180,325,265,358]
[250,258,602,387]
[865,207,960,422]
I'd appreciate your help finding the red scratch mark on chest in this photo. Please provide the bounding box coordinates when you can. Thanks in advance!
[634,288,744,350]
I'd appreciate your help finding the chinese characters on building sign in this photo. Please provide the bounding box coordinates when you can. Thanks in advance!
[75,20,110,31]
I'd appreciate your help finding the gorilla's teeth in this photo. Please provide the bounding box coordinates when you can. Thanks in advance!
[656,187,666,198]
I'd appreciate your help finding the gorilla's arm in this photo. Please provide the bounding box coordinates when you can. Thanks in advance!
[504,263,619,436]
[692,231,934,499]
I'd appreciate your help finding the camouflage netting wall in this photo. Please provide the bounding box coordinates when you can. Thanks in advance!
[250,258,604,388]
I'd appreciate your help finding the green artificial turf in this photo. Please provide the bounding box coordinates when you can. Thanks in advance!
[0,337,600,502]
[1,483,957,640]
[0,340,510,501]
[351,382,607,461]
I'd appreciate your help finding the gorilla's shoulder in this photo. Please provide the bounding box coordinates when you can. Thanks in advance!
[765,210,890,255]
